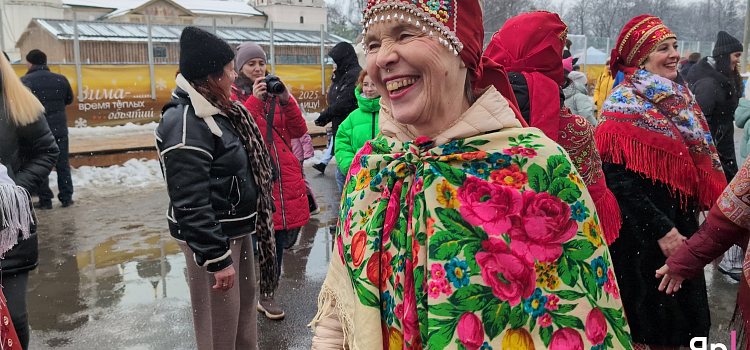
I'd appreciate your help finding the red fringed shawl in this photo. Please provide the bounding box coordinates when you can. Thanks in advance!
[596,69,727,209]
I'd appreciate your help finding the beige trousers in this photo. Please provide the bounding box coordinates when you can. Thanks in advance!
[178,236,257,350]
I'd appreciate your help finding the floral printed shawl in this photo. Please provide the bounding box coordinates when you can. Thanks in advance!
[596,69,726,209]
[312,127,633,350]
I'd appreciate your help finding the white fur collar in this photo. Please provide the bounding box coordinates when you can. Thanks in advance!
[175,74,224,137]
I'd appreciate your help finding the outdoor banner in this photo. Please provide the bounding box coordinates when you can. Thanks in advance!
[12,64,333,128]
[276,65,334,113]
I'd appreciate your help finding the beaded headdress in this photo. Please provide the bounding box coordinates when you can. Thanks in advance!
[610,15,676,74]
[362,0,485,85]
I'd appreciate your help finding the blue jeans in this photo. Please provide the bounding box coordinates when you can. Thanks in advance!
[336,168,346,192]
[321,136,334,165]
[38,135,73,204]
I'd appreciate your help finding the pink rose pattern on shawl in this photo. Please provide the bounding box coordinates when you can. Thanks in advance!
[336,133,633,350]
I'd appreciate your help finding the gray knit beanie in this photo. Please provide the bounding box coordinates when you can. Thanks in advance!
[235,42,267,75]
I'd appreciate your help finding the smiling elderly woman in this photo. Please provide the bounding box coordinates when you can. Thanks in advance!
[595,15,727,350]
[309,2,634,350]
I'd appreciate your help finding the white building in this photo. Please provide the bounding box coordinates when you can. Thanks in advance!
[2,0,327,60]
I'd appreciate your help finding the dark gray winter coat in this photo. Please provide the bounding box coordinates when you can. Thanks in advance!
[687,57,742,182]
[21,65,74,138]
[0,97,59,275]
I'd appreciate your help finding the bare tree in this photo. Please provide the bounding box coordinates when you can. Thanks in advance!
[482,0,536,33]
[328,0,745,45]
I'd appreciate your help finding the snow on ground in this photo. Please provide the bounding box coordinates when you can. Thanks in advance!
[69,122,158,140]
[56,115,328,197]
[304,149,336,166]
[49,158,164,194]
[70,113,321,139]
[302,112,320,123]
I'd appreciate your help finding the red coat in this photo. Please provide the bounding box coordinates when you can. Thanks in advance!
[242,94,310,231]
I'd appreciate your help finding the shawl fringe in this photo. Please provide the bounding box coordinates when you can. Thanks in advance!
[596,131,725,210]
[0,184,33,256]
[595,189,622,245]
[309,283,357,350]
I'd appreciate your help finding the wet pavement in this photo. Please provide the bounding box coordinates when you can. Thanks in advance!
[25,145,747,349]
[27,166,340,349]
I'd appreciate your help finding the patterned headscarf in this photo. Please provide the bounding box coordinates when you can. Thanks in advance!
[610,15,676,75]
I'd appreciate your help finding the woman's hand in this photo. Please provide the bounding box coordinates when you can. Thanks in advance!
[276,78,291,105]
[252,76,291,105]
[253,76,267,101]
[213,265,236,292]
[656,264,684,294]
[658,227,686,257]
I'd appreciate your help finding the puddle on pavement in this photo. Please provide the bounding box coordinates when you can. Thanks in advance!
[283,218,334,282]
[27,231,189,334]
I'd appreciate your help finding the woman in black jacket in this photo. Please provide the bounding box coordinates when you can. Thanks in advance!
[686,31,745,281]
[155,27,277,350]
[687,31,744,183]
[0,52,58,350]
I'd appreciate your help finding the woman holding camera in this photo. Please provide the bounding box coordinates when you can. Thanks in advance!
[233,41,310,319]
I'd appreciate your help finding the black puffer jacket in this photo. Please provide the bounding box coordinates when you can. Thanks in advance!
[156,87,258,272]
[0,98,59,275]
[21,65,74,138]
[315,42,362,135]
[687,57,742,182]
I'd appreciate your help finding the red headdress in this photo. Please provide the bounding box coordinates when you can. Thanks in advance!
[609,14,676,75]
[362,0,524,124]
[480,11,567,140]
[481,11,623,244]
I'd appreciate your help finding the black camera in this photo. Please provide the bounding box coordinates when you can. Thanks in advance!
[261,74,286,95]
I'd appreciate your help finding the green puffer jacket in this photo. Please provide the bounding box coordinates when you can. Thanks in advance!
[335,86,381,175]
[735,98,750,159]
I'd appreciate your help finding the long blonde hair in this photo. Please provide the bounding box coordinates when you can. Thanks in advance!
[0,54,44,126]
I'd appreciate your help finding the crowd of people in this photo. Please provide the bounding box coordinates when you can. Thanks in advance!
[4,0,750,349]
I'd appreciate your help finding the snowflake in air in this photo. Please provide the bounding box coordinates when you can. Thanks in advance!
[300,84,305,90]
[75,118,88,128]
[156,78,167,91]
[111,79,117,85]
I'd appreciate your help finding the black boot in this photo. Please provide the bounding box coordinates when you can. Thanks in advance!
[312,163,326,174]
[34,201,52,210]
[308,194,320,215]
